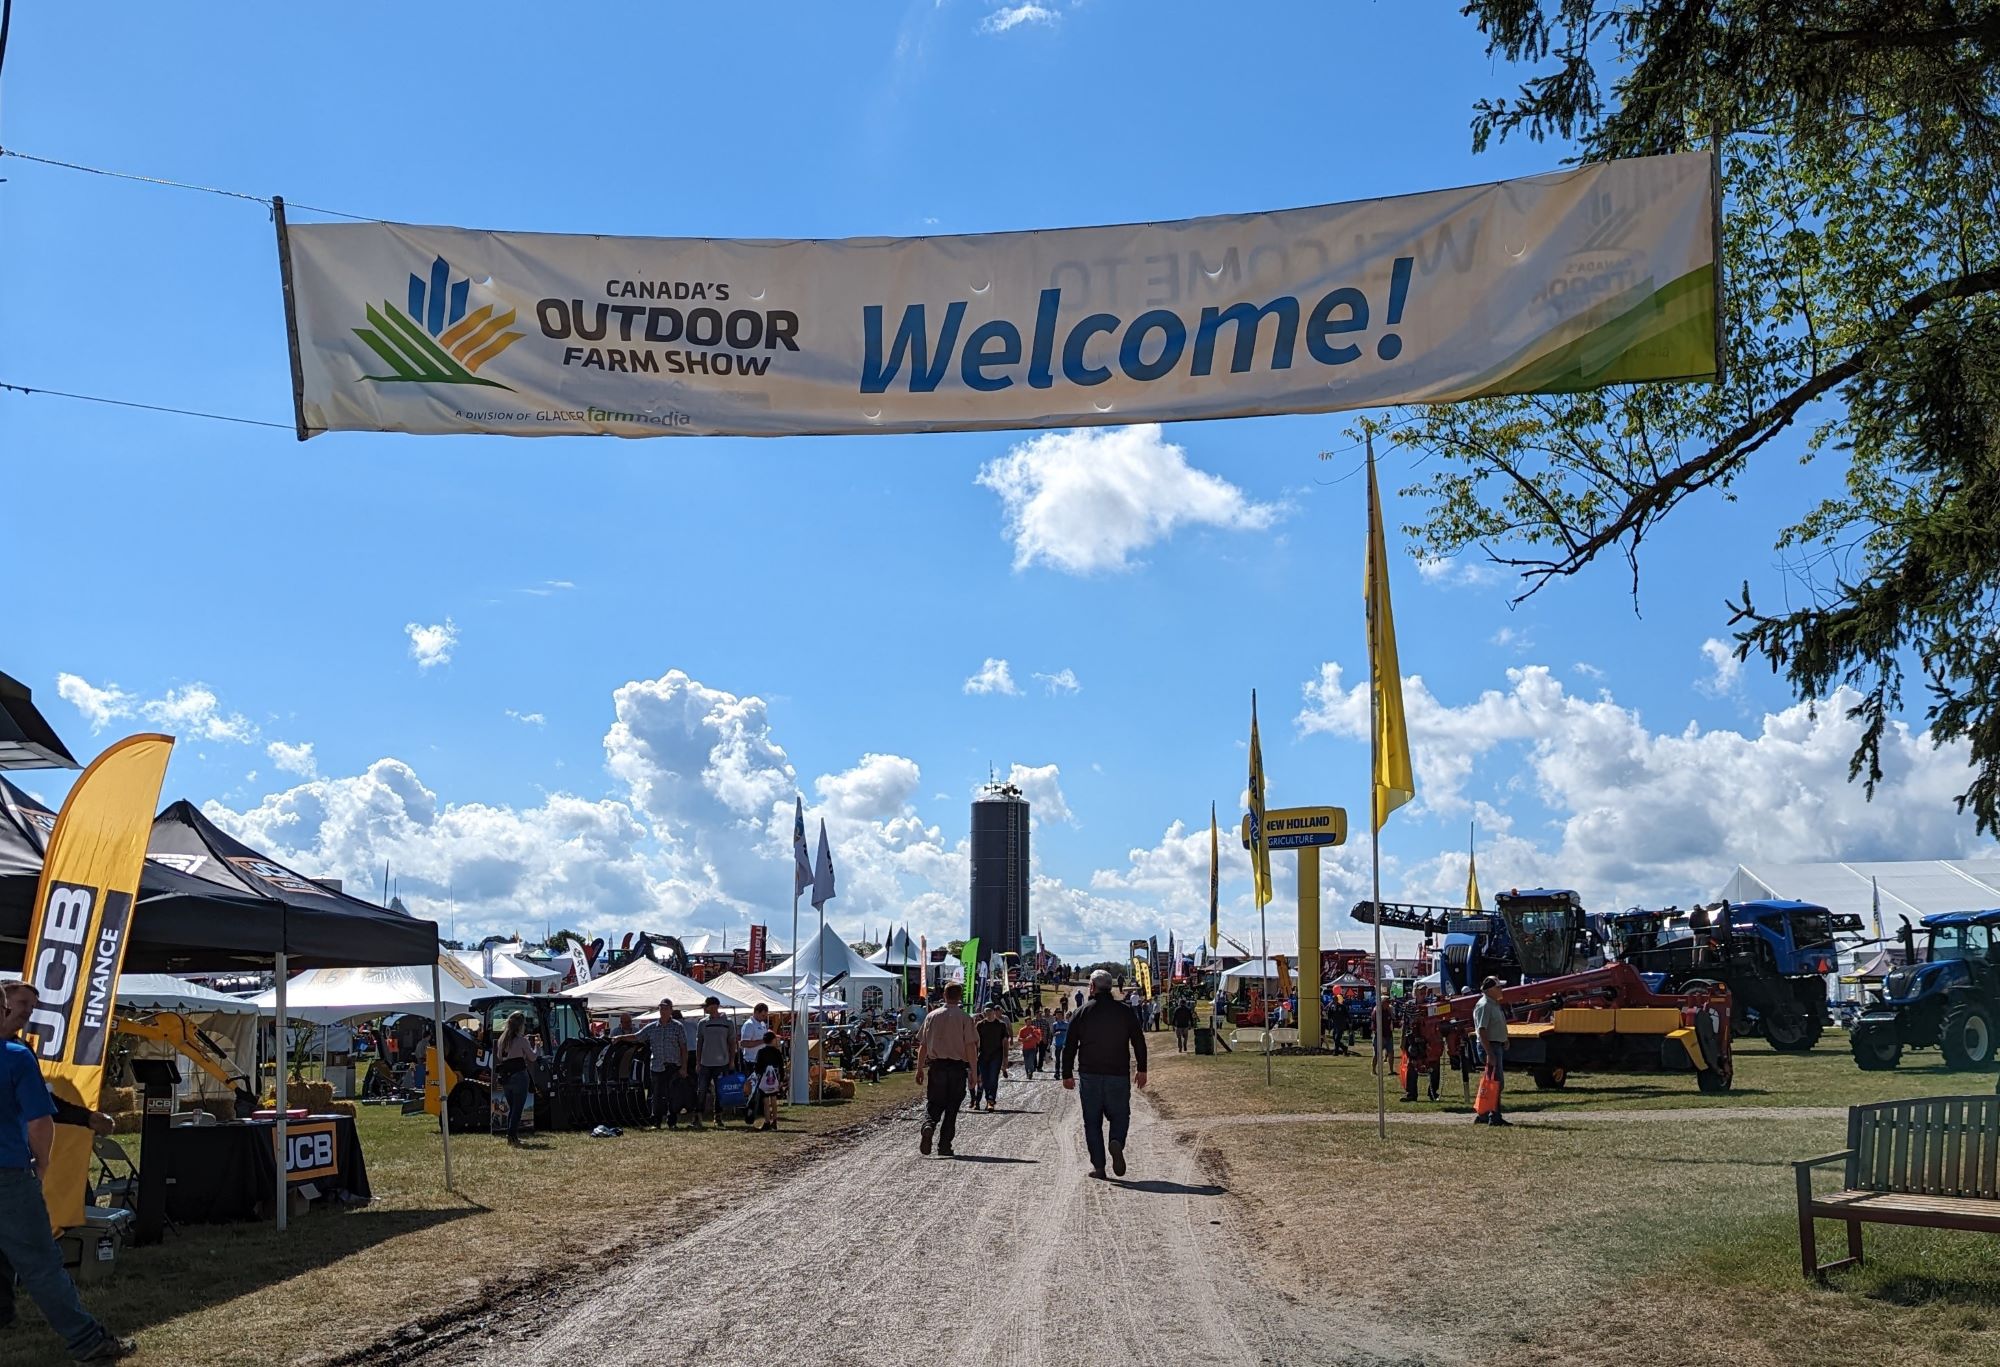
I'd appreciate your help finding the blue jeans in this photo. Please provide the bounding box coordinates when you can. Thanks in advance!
[976,1058,1001,1105]
[1076,1073,1130,1172]
[0,1167,112,1358]
[502,1071,531,1139]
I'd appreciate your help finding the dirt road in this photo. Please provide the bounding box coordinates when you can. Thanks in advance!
[426,1073,1430,1367]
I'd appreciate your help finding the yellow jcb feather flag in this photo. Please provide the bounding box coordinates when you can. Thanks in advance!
[19,733,175,1230]
[1365,438,1415,830]
[1247,691,1272,909]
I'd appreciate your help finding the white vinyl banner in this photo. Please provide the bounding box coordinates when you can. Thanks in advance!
[279,152,1717,440]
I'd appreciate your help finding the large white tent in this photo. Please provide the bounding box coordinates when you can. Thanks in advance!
[559,954,747,1014]
[704,971,793,1014]
[749,922,903,1010]
[453,948,563,993]
[116,975,261,1109]
[864,927,922,968]
[252,955,509,1025]
[1722,859,2000,924]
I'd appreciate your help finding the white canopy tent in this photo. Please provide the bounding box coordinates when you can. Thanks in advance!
[116,975,262,1109]
[558,954,747,1014]
[252,955,509,1025]
[453,948,563,993]
[749,921,904,1011]
[864,927,921,968]
[704,972,793,1014]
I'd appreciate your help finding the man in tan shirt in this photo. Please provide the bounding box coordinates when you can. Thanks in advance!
[914,983,978,1157]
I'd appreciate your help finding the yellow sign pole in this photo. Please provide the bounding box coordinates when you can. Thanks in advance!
[1298,845,1321,1049]
[1240,806,1342,1052]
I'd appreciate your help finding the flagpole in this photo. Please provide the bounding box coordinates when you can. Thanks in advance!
[1369,435,1387,1141]
[789,883,805,1105]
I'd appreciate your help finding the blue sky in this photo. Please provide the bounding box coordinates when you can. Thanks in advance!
[4,2,1991,956]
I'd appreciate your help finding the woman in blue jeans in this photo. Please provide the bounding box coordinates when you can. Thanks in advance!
[495,1013,536,1145]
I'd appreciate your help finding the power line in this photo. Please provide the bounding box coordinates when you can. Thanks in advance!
[0,146,379,221]
[0,381,293,431]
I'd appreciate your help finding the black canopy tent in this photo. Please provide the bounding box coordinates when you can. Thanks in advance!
[0,783,438,972]
[0,783,453,1225]
[0,670,79,770]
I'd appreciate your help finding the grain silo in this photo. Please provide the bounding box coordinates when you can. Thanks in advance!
[969,779,1030,958]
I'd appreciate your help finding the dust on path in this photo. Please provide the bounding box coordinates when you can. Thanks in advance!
[423,1075,1442,1367]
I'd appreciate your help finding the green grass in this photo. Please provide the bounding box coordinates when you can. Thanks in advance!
[1154,1038,2000,1366]
[1153,1033,1999,1119]
[4,1077,916,1366]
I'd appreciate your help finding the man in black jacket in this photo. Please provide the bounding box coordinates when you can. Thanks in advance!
[1059,970,1147,1179]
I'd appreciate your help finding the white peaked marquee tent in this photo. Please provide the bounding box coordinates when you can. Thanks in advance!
[703,972,793,1015]
[558,954,747,1014]
[750,922,904,1011]
[252,954,509,1025]
[864,927,921,968]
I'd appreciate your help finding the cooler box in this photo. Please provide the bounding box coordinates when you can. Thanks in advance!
[58,1206,133,1285]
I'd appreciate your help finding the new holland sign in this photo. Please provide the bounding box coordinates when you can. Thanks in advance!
[277,153,1718,440]
[1241,806,1348,850]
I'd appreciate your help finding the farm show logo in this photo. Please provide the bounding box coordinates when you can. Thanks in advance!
[354,256,524,389]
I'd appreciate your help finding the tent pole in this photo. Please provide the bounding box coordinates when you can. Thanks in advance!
[274,952,288,1232]
[788,888,806,1105]
[432,961,454,1192]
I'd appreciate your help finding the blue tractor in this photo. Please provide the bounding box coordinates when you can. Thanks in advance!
[1850,909,2000,1071]
[1351,888,1593,994]
[1602,900,1856,1052]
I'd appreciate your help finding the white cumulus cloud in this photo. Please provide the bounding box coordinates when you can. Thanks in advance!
[405,619,459,670]
[963,658,1020,696]
[506,710,546,726]
[266,740,317,777]
[975,424,1281,574]
[1697,637,1743,697]
[1033,668,1081,695]
[56,673,255,743]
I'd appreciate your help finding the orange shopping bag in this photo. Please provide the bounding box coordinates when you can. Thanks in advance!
[1474,1073,1500,1116]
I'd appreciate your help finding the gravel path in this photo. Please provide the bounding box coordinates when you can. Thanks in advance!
[439,1074,1432,1367]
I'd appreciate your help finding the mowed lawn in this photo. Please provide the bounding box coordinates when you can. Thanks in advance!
[2,1077,917,1367]
[1151,1037,2000,1367]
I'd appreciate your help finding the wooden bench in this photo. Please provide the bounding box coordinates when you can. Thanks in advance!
[1794,1095,2000,1279]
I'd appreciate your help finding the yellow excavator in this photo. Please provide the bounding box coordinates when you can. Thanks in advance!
[113,1013,261,1117]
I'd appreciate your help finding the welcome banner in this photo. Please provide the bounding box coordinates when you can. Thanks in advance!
[19,733,174,1228]
[279,153,1718,440]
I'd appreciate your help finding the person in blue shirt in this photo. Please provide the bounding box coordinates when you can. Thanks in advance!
[0,980,134,1361]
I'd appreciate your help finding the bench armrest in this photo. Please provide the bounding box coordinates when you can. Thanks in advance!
[1792,1150,1853,1174]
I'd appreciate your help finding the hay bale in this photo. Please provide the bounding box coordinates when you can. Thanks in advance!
[105,1086,137,1114]
[112,1110,144,1135]
[325,1100,357,1120]
[835,1079,856,1100]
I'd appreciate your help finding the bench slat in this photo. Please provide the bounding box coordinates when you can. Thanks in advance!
[1810,1188,2000,1234]
[1947,1098,1965,1196]
[1891,1100,1911,1192]
[1856,1110,1876,1191]
[1984,1097,2000,1198]
[1930,1100,1948,1195]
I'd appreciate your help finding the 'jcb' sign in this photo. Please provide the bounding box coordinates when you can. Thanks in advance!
[278,1121,341,1183]
[24,879,134,1068]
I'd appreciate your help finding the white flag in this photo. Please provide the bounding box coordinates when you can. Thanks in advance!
[811,819,836,911]
[793,796,815,898]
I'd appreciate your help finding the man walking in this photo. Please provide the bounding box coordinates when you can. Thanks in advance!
[1210,986,1234,1053]
[617,1000,687,1129]
[1473,976,1511,1127]
[0,982,134,1361]
[973,1002,1008,1111]
[1170,997,1195,1053]
[1060,969,1147,1180]
[691,996,738,1128]
[914,983,977,1157]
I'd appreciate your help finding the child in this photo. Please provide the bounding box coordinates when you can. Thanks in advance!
[753,1033,787,1131]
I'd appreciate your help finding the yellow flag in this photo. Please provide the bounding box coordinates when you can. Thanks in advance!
[1207,801,1220,951]
[19,733,174,1229]
[1365,439,1415,830]
[1466,848,1483,911]
[1247,692,1272,909]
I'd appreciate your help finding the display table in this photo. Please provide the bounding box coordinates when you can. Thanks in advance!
[153,1114,371,1224]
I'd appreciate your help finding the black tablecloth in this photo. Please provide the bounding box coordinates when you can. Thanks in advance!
[153,1115,371,1224]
